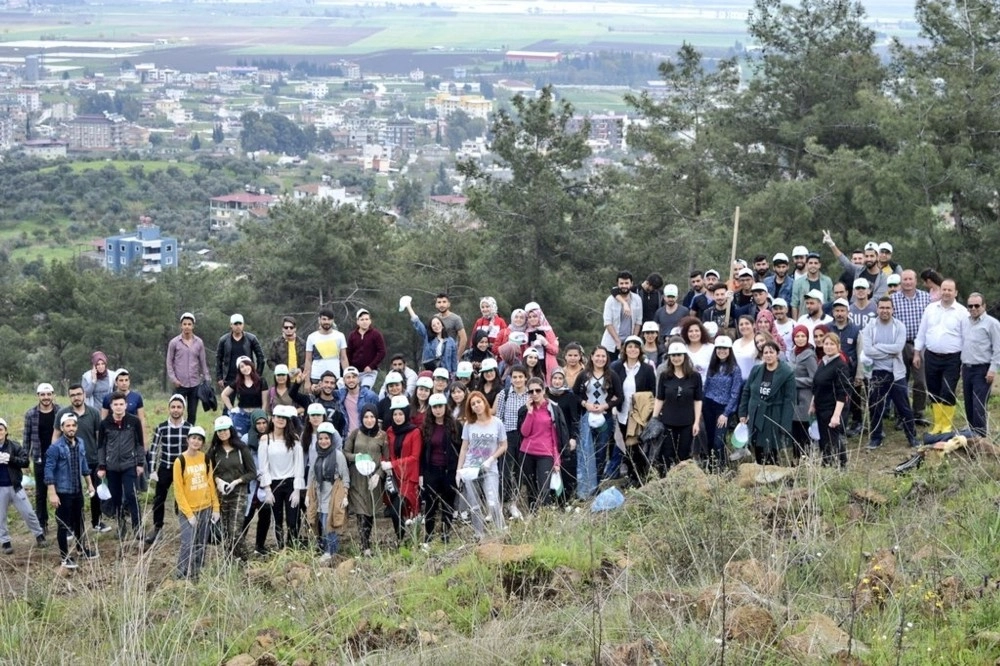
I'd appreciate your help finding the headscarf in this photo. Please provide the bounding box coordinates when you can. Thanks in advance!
[313,433,339,483]
[508,309,527,332]
[525,303,553,331]
[480,296,498,319]
[497,340,522,367]
[792,325,812,357]
[547,367,569,395]
[755,310,785,352]
[469,330,492,363]
[389,403,417,455]
[359,405,380,438]
[92,351,109,379]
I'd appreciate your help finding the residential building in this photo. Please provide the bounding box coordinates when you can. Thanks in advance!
[0,116,13,151]
[209,191,278,229]
[64,113,127,151]
[566,113,629,151]
[21,139,68,160]
[292,183,362,208]
[383,118,415,151]
[104,220,178,274]
[425,93,492,120]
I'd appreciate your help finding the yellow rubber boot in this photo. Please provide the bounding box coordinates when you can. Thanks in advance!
[939,404,956,435]
[928,403,943,435]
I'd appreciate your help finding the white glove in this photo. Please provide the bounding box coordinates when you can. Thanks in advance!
[215,478,228,495]
[289,492,300,509]
[264,488,275,505]
[380,460,393,471]
[188,516,197,526]
[148,470,158,483]
[533,338,544,348]
[211,512,220,524]
[304,493,311,509]
[822,229,833,246]
[454,474,462,487]
[0,452,11,464]
[367,475,380,491]
[341,497,349,508]
[418,476,424,490]
[481,458,495,472]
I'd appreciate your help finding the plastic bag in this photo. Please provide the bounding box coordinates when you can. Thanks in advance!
[549,469,563,496]
[96,480,112,500]
[590,487,625,512]
[21,473,35,491]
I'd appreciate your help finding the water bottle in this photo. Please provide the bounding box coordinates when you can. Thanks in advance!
[384,471,398,496]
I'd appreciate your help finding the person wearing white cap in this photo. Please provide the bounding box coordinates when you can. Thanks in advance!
[53,383,108,534]
[701,336,743,471]
[790,252,833,318]
[469,357,502,406]
[305,421,350,562]
[732,267,755,309]
[609,336,656,486]
[166,312,212,425]
[24,381,60,536]
[377,354,418,399]
[795,289,833,343]
[172,425,220,580]
[736,282,771,321]
[206,415,257,561]
[652,284,689,343]
[640,320,666,364]
[144,394,193,545]
[848,278,877,330]
[885,273,901,296]
[0,417,47,555]
[764,253,794,304]
[221,356,270,437]
[420,393,461,545]
[822,231,892,301]
[829,298,864,437]
[650,342,703,473]
[790,245,810,280]
[770,298,795,361]
[267,316,306,379]
[256,404,305,551]
[45,412,98,568]
[600,270,643,361]
[877,242,901,276]
[216,313,266,389]
[347,309,386,390]
[335,366,379,435]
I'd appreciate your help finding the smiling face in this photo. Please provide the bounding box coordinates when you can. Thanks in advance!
[363,411,377,429]
[430,317,444,334]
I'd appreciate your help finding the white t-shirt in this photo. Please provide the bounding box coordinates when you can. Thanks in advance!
[461,417,507,469]
[774,319,795,362]
[796,314,833,344]
[732,337,759,380]
[306,328,347,379]
[687,343,715,383]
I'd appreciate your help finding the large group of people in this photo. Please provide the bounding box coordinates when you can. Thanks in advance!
[1,235,998,577]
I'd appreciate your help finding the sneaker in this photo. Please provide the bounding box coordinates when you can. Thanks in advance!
[61,557,78,570]
[94,522,112,534]
[362,548,373,558]
[79,547,99,560]
[317,552,332,564]
[507,503,523,521]
[36,534,48,548]
[1,542,12,555]
[143,528,162,546]
[867,440,883,450]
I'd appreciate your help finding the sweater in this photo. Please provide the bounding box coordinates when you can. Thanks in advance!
[172,451,220,519]
[703,367,743,417]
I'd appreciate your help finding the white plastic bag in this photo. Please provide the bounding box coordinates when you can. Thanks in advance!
[549,469,563,496]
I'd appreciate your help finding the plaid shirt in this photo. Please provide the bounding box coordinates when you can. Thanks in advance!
[24,403,61,461]
[891,289,931,341]
[494,388,529,433]
[66,440,83,494]
[152,420,191,468]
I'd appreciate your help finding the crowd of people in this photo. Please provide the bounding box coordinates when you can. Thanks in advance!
[1,234,998,578]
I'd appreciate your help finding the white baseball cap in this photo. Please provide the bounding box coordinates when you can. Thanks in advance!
[307,403,325,416]
[751,282,767,292]
[230,313,244,324]
[432,367,450,379]
[833,298,850,309]
[805,289,825,302]
[428,393,448,407]
[772,298,788,309]
[878,242,893,253]
[36,383,54,394]
[667,342,688,356]
[274,364,289,376]
[480,358,498,372]
[180,312,196,323]
[213,415,234,431]
[853,278,870,290]
[664,284,679,297]
[188,426,207,439]
[792,245,808,257]
[772,252,789,263]
[713,335,733,349]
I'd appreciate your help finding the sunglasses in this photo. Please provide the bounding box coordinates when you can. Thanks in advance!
[528,388,544,395]
[968,304,983,309]
[283,325,295,330]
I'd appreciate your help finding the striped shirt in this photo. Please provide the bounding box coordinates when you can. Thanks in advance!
[66,440,83,494]
[152,420,191,468]
[891,289,931,341]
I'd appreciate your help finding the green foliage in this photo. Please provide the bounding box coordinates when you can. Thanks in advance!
[240,111,315,157]
[75,91,142,121]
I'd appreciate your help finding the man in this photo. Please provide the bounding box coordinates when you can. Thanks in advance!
[790,252,834,318]
[100,369,148,439]
[53,384,108,534]
[335,367,379,435]
[862,297,919,449]
[216,313,266,389]
[144,394,192,545]
[837,249,865,297]
[311,371,348,436]
[796,290,833,342]
[701,283,736,331]
[891,269,931,425]
[764,253,794,303]
[378,354,418,398]
[771,298,795,360]
[0,417,47,554]
[830,297,863,436]
[752,253,771,281]
[97,391,145,539]
[960,292,1000,437]
[823,234,890,301]
[600,270,642,360]
[878,242,902,275]
[303,309,350,392]
[886,273,901,296]
[267,315,306,380]
[914,278,967,435]
[737,282,770,320]
[25,382,60,536]
[682,271,707,312]
[166,312,211,425]
[823,282,850,317]
[791,245,810,280]
[347,309,387,390]
[435,293,468,357]
[652,284,689,341]
[638,273,664,323]
[703,269,721,295]
[732,268,755,309]
[848,279,877,330]
[45,413,97,569]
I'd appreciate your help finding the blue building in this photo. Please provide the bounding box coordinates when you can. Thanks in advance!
[105,220,178,274]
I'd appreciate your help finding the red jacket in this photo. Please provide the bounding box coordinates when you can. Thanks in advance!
[384,427,422,518]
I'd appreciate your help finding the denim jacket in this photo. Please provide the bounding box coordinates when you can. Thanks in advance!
[44,436,91,494]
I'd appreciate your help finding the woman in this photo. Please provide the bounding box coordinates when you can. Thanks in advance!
[447,381,469,423]
[492,365,530,519]
[517,377,567,510]
[610,336,657,486]
[573,346,623,499]
[256,404,304,552]
[702,336,743,471]
[305,422,350,562]
[377,371,406,427]
[755,310,786,354]
[268,364,309,418]
[409,376,433,429]
[678,317,715,383]
[812,324,829,350]
[421,393,460,545]
[920,268,943,302]
[221,356,269,436]
[472,296,509,350]
[462,330,496,375]
[790,325,818,462]
[173,426,219,581]
[82,351,112,411]
[651,342,703,473]
[469,358,502,407]
[457,391,507,538]
[206,415,257,560]
[496,336,525,383]
[521,347,547,382]
[524,303,560,379]
[561,343,587,390]
[405,302,458,376]
[239,410,270,555]
[301,403,327,459]
[732,315,758,381]
[493,308,527,355]
[810,332,850,468]
[546,368,579,501]
[738,341,795,466]
[343,406,388,557]
[640,321,665,366]
[383,395,422,546]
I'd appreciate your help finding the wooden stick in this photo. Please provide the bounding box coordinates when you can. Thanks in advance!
[724,207,740,332]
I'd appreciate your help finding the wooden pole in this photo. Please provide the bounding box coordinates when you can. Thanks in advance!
[724,207,740,333]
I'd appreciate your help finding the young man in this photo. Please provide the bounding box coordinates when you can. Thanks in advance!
[796,290,833,342]
[862,298,919,449]
[771,298,795,361]
[849,278,877,330]
[100,369,147,435]
[144,394,192,545]
[790,252,833,318]
[830,297,864,436]
[216,313,266,389]
[268,316,306,379]
[0,417,47,554]
[764,253,794,303]
[303,309,349,392]
[97,391,146,540]
[25,382,60,536]
[600,270,642,360]
[824,234,891,301]
[434,293,468,358]
[891,269,932,425]
[378,354,418,398]
[166,312,211,425]
[682,271,707,312]
[54,384,108,534]
[45,413,97,569]
[752,254,771,281]
[347,309,387,390]
[311,371,348,436]
[701,283,736,331]
[790,245,810,280]
[335,367,379,435]
[652,284,689,342]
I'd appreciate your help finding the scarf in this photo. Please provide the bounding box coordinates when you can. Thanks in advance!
[92,351,108,379]
[469,330,492,363]
[314,443,339,483]
[359,406,379,437]
[390,409,417,456]
[792,325,812,357]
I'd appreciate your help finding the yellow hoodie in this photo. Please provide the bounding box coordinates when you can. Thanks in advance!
[173,451,220,519]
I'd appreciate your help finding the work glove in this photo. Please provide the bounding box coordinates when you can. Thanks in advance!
[264,488,275,505]
[380,460,393,472]
[289,492,300,509]
[368,475,380,492]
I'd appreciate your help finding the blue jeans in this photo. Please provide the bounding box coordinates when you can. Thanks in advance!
[230,410,251,438]
[317,512,340,555]
[576,418,612,499]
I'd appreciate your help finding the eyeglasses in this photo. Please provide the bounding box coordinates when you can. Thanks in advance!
[968,304,983,309]
[528,388,544,394]
[283,325,295,330]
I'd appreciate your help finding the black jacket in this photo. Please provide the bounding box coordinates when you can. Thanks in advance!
[812,356,850,413]
[610,359,657,394]
[216,332,266,384]
[0,438,30,490]
[516,400,572,455]
[420,418,461,473]
[97,413,145,472]
[572,369,624,413]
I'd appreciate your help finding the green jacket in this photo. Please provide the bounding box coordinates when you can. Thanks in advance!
[738,361,795,453]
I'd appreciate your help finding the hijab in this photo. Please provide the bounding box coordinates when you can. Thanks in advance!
[755,310,785,352]
[389,405,417,456]
[359,405,380,438]
[792,325,812,357]
[469,330,492,363]
[92,351,109,379]
[480,296,498,319]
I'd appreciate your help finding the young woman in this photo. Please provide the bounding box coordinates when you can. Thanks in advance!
[521,347,547,382]
[493,308,527,355]
[469,358,502,406]
[546,368,579,501]
[206,415,257,561]
[701,336,743,471]
[640,321,665,366]
[492,365,530,519]
[517,377,567,510]
[755,310,786,354]
[812,324,829,350]
[173,426,220,580]
[239,410,270,555]
[447,381,469,423]
[810,332,850,468]
[343,406,388,557]
[732,315,759,381]
[471,296,509,350]
[268,364,309,417]
[221,356,269,436]
[256,405,304,552]
[409,376,433,429]
[920,268,943,302]
[610,336,657,486]
[405,302,458,376]
[421,393,461,545]
[739,341,795,466]
[457,391,507,538]
[462,330,496,375]
[305,422,350,562]
[573,346,623,499]
[790,325,818,462]
[651,342,704,473]
[524,303,560,379]
[383,395,423,546]
[561,343,587,391]
[82,350,112,411]
[679,317,715,383]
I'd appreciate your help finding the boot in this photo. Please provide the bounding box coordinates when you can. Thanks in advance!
[928,404,943,435]
[939,404,956,434]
